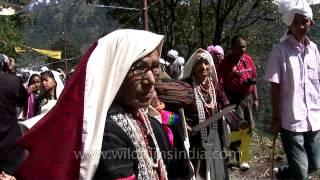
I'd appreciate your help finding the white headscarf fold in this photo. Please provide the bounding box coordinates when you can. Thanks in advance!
[179,48,217,84]
[51,70,64,98]
[80,29,163,179]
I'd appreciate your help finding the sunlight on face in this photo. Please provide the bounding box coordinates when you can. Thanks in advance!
[41,74,56,94]
[117,48,160,112]
[290,14,312,40]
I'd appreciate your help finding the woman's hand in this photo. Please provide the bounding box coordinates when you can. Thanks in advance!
[0,172,16,180]
[27,84,37,94]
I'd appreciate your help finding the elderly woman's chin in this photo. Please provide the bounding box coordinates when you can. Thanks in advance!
[136,96,153,108]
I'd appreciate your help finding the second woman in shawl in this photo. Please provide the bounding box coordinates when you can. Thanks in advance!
[180,48,230,180]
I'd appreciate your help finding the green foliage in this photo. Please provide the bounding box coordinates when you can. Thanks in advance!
[20,1,119,71]
[0,15,24,57]
[5,0,320,134]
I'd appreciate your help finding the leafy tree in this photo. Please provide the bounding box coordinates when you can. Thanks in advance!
[96,0,277,57]
[0,15,25,57]
[46,37,81,71]
[0,0,32,57]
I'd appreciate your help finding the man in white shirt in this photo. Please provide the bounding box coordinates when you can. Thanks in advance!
[265,1,320,179]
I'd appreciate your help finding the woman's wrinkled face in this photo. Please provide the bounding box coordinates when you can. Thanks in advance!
[30,75,41,91]
[117,49,160,112]
[41,74,56,93]
[192,57,211,81]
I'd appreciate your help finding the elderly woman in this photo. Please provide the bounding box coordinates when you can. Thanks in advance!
[16,29,191,180]
[179,48,230,180]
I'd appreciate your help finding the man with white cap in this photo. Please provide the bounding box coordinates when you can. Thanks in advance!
[158,58,171,80]
[39,66,49,73]
[265,0,320,179]
[166,49,184,79]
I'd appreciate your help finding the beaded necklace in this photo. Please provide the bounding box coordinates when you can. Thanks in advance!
[109,105,168,180]
[192,77,217,142]
[194,77,217,109]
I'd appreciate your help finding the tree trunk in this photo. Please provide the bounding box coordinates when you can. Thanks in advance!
[199,0,204,48]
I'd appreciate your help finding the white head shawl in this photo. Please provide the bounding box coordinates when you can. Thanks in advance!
[37,69,65,98]
[51,70,64,98]
[80,29,163,179]
[274,0,320,41]
[179,48,218,84]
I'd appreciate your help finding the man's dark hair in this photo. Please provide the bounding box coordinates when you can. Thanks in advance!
[231,35,245,47]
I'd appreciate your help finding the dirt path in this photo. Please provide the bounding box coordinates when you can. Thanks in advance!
[227,133,320,180]
[228,156,284,179]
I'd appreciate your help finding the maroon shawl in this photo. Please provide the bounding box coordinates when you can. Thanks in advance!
[16,42,98,180]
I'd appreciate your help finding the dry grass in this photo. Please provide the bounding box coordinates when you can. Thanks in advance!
[228,130,320,179]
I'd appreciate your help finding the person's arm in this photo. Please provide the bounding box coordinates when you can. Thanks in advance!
[253,84,259,109]
[214,80,230,108]
[249,55,259,109]
[265,45,282,136]
[271,82,281,136]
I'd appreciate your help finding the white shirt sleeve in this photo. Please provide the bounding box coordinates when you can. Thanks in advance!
[265,45,281,84]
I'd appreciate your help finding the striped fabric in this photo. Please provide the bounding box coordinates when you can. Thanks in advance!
[224,110,243,131]
[155,79,194,108]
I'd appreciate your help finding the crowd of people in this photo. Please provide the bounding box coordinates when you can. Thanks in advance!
[0,0,320,180]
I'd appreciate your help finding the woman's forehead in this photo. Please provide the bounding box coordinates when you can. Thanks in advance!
[32,76,41,81]
[195,58,209,65]
[31,75,40,79]
[41,74,53,79]
[133,52,160,66]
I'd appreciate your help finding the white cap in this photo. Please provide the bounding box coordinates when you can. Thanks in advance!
[40,66,49,72]
[273,0,319,41]
[167,49,179,59]
[274,0,318,26]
